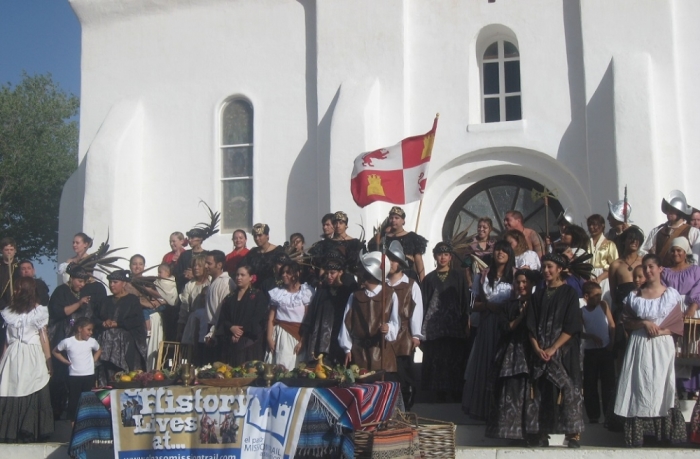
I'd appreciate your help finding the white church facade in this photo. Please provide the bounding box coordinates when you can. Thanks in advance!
[59,0,700,266]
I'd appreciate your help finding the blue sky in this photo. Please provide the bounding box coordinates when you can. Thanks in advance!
[1,0,81,289]
[1,0,81,94]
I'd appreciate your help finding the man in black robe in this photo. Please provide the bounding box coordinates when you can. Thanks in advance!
[18,259,51,305]
[302,258,358,365]
[0,237,20,352]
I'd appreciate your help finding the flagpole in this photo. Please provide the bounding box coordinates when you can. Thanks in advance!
[414,197,425,233]
[414,113,438,234]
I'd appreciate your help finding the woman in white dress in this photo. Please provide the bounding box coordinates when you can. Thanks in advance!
[266,261,314,371]
[462,240,516,419]
[505,230,541,271]
[614,253,686,447]
[0,277,53,442]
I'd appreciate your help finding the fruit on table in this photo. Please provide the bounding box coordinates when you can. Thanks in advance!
[344,368,356,383]
[314,354,328,379]
[153,371,165,381]
[120,375,133,382]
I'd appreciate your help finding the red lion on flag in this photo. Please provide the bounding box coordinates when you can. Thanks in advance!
[362,148,390,167]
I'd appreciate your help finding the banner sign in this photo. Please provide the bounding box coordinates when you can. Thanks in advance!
[111,383,313,459]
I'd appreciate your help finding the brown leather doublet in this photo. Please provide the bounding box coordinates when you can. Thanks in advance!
[345,287,397,372]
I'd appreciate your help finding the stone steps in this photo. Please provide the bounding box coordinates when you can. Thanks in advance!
[9,401,699,458]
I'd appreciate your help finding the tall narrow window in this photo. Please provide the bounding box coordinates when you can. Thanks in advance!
[221,99,253,231]
[482,40,521,123]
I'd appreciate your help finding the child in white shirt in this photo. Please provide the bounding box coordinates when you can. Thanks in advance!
[52,317,101,423]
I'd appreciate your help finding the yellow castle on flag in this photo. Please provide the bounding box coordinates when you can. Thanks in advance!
[367,174,386,196]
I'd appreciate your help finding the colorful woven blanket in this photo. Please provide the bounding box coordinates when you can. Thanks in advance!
[296,400,354,459]
[68,391,114,459]
[313,382,400,431]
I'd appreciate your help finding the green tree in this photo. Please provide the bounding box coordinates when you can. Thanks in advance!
[0,73,79,261]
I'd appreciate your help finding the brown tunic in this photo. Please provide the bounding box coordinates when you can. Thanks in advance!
[344,287,397,372]
[655,223,691,267]
[390,280,417,357]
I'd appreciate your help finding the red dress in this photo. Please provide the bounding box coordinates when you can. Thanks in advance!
[225,248,250,276]
[162,248,186,266]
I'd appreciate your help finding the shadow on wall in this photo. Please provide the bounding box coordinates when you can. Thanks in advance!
[285,87,340,241]
[57,153,87,268]
[586,60,618,208]
[558,0,618,212]
[285,0,332,241]
[557,0,590,196]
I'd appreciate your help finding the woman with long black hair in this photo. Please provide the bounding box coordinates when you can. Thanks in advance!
[462,240,515,419]
[486,269,537,442]
[217,265,269,366]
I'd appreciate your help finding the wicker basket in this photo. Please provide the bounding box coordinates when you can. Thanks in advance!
[197,377,257,387]
[353,419,419,459]
[398,412,455,459]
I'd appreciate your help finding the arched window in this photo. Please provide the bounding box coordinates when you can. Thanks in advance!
[442,175,562,241]
[481,39,521,123]
[221,99,253,232]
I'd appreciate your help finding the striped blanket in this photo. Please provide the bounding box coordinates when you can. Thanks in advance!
[68,391,114,459]
[296,382,400,459]
[314,382,400,431]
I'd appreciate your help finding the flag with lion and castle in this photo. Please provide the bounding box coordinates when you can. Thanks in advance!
[350,115,438,208]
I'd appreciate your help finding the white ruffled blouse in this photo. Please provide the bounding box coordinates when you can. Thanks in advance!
[269,283,315,323]
[624,287,682,326]
[0,306,50,397]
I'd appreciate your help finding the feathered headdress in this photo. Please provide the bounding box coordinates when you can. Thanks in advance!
[130,268,164,300]
[447,221,486,272]
[186,201,220,241]
[568,252,593,280]
[65,232,127,279]
[283,242,305,263]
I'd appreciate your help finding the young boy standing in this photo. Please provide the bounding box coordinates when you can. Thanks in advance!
[581,281,616,424]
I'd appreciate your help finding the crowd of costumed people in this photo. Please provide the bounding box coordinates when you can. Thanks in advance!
[0,191,700,448]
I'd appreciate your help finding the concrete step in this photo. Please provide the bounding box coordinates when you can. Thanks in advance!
[9,402,700,458]
[412,402,698,449]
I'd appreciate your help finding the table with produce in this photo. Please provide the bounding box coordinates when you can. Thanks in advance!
[68,355,400,459]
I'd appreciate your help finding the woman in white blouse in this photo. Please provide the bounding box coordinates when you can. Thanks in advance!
[266,261,314,370]
[505,229,541,271]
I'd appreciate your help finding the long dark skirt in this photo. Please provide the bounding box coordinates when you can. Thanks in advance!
[623,406,687,447]
[0,384,54,443]
[49,359,69,420]
[486,375,532,439]
[421,337,468,394]
[462,313,500,419]
[526,377,584,435]
[222,337,264,367]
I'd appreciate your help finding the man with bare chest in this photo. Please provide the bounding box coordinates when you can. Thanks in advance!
[608,226,645,317]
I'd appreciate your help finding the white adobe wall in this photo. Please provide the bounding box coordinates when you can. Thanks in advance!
[579,0,690,234]
[62,0,698,269]
[406,0,591,245]
[67,0,311,265]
